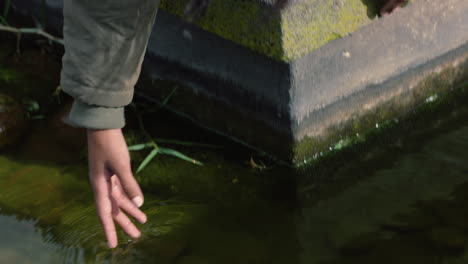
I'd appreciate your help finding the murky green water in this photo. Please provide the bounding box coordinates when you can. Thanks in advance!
[0,113,299,264]
[2,42,468,263]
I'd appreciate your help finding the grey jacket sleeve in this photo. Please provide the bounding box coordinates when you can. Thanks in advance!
[60,0,160,129]
[65,101,125,129]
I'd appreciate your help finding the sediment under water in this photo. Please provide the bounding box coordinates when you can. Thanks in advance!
[1,43,468,264]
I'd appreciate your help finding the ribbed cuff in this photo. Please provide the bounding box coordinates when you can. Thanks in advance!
[65,100,125,130]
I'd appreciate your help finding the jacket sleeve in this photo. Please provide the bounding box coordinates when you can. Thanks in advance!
[65,101,125,129]
[60,0,160,129]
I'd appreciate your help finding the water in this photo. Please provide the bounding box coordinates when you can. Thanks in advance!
[0,107,301,264]
[2,45,468,263]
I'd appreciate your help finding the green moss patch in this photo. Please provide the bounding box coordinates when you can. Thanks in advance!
[293,56,468,166]
[160,0,378,61]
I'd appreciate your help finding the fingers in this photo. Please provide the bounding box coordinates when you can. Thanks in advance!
[114,167,144,208]
[92,174,146,248]
[92,174,118,248]
[113,207,142,239]
[111,177,147,224]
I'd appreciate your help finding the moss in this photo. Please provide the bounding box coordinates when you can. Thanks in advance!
[281,0,375,61]
[0,94,27,148]
[0,67,23,84]
[293,57,468,166]
[0,155,207,252]
[159,0,377,61]
[160,0,284,60]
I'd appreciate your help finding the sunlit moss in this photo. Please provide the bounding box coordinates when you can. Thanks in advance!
[159,0,377,61]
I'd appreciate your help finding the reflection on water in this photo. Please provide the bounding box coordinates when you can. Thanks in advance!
[300,124,468,264]
[1,47,468,263]
[2,102,468,264]
[0,215,62,263]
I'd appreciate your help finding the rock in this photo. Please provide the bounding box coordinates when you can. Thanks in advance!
[0,93,27,148]
[48,101,86,152]
[428,226,467,253]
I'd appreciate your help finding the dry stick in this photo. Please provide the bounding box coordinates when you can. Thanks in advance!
[0,25,64,45]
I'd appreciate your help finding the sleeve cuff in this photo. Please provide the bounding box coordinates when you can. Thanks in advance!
[65,100,126,129]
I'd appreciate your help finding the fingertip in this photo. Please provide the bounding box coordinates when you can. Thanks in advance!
[129,228,141,239]
[132,196,144,208]
[107,241,117,249]
[134,230,141,239]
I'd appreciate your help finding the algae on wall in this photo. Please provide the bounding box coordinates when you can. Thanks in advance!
[159,0,378,61]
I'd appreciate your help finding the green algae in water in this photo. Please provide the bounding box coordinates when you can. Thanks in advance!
[1,75,468,264]
[1,45,468,264]
[0,115,298,263]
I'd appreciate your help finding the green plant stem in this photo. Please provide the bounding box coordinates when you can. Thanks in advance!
[2,0,10,21]
[131,104,159,149]
[153,138,220,149]
[0,16,8,25]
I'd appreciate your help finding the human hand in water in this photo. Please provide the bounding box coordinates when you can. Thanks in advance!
[87,129,147,248]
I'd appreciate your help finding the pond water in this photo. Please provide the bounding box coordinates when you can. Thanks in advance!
[1,43,468,264]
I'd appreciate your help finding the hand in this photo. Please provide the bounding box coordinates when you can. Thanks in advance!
[87,128,147,248]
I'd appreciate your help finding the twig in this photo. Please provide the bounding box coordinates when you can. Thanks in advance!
[0,25,64,45]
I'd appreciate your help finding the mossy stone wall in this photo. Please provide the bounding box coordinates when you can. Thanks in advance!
[159,0,377,62]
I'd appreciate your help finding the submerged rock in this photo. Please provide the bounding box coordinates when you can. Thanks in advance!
[0,94,27,148]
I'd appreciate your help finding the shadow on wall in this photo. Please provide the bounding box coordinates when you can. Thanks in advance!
[360,0,382,19]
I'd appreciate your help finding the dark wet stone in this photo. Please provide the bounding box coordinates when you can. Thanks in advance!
[0,94,27,149]
[428,226,467,253]
[48,101,86,152]
[381,209,439,233]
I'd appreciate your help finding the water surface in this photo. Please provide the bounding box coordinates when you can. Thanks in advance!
[1,45,468,263]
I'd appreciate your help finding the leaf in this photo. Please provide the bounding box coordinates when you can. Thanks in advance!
[161,87,177,106]
[136,148,159,174]
[128,143,153,151]
[159,147,203,166]
[30,115,45,120]
[154,138,220,148]
[249,157,267,170]
[0,16,8,25]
